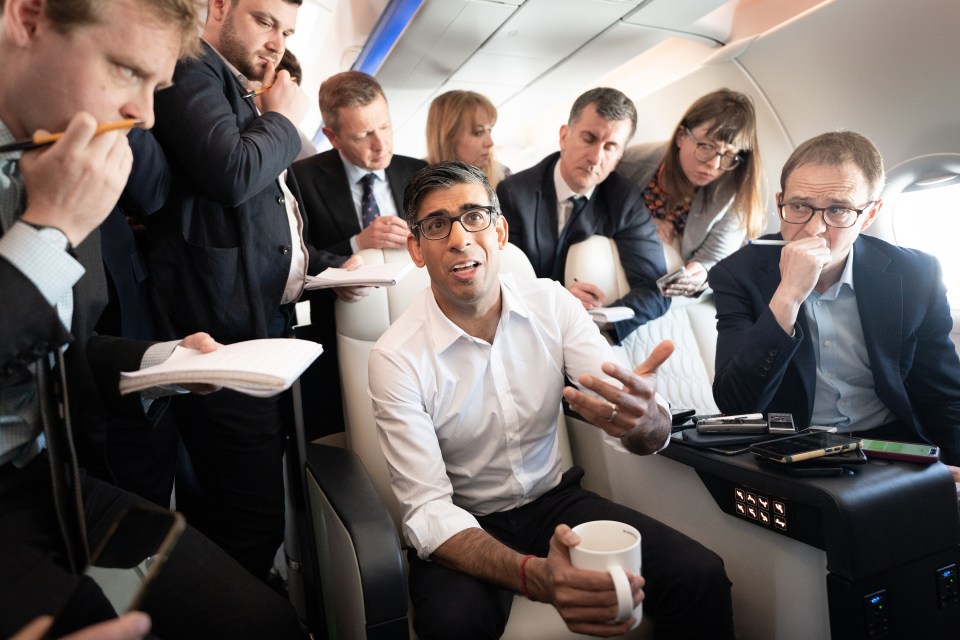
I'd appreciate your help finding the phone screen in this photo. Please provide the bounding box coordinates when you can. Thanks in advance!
[860,439,938,457]
[49,506,184,637]
[750,431,861,462]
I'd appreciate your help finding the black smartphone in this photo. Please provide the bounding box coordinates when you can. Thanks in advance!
[749,431,861,464]
[670,408,697,426]
[48,506,185,637]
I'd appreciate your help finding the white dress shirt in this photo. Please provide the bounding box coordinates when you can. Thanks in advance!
[804,245,894,430]
[369,274,668,559]
[552,160,596,232]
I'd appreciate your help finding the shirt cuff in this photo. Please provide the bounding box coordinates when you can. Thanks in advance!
[139,340,188,399]
[0,222,84,305]
[404,500,482,560]
[349,235,359,253]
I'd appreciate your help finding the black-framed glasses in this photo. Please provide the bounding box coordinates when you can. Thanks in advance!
[413,205,498,240]
[684,128,743,171]
[777,200,875,228]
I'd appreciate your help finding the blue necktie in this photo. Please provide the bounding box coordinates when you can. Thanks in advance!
[360,173,380,228]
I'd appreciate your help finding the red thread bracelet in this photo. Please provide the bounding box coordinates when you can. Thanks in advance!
[519,554,535,600]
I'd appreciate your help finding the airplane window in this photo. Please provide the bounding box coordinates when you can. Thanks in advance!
[890,179,960,309]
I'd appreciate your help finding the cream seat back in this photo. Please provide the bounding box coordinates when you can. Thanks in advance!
[564,236,719,413]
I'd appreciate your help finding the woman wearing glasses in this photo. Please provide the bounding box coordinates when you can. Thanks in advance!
[425,90,510,189]
[618,89,764,297]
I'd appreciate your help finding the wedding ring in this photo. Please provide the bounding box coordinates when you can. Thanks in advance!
[606,403,618,422]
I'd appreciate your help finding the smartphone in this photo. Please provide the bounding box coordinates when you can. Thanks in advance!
[670,408,697,426]
[656,266,686,294]
[696,413,767,434]
[860,439,940,463]
[48,506,185,637]
[749,431,861,464]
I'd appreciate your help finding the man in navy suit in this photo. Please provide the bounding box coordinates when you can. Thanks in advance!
[291,71,425,436]
[148,0,364,579]
[497,87,668,344]
[710,131,960,479]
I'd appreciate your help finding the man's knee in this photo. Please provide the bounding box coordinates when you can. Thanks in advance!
[413,597,511,640]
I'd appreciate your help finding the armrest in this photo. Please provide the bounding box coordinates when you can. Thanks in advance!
[305,444,409,639]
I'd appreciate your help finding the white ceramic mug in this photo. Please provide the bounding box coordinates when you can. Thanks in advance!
[569,520,642,627]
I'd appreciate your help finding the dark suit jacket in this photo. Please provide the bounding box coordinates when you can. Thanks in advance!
[149,41,337,343]
[497,152,669,343]
[99,128,169,341]
[291,149,426,257]
[710,234,960,465]
[1,230,153,478]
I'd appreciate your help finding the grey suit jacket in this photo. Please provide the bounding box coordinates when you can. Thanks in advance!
[617,141,744,270]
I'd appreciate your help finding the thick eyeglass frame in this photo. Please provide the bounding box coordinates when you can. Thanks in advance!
[413,205,499,240]
[776,199,876,229]
[683,127,743,171]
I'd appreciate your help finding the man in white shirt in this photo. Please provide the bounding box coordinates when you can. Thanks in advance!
[369,161,734,639]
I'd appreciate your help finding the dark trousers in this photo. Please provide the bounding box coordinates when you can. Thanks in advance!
[104,409,180,508]
[408,467,735,640]
[172,389,286,580]
[0,453,302,639]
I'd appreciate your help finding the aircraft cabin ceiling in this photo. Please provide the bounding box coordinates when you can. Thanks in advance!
[298,0,830,161]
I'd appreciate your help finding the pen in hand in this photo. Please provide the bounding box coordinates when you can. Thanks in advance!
[573,278,601,301]
[0,119,141,153]
[242,78,297,100]
[747,239,788,246]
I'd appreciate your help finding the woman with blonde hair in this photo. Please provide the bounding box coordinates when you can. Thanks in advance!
[425,90,509,188]
[618,89,764,297]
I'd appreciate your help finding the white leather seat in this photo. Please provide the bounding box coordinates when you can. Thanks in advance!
[564,235,719,414]
[306,243,650,639]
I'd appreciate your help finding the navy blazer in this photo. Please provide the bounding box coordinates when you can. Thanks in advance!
[291,149,426,257]
[99,128,169,341]
[497,152,669,343]
[149,41,338,343]
[710,234,960,465]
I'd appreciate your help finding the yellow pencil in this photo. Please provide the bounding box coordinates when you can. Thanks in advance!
[242,78,297,100]
[0,119,141,153]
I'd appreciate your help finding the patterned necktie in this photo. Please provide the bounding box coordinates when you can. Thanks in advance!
[360,173,381,228]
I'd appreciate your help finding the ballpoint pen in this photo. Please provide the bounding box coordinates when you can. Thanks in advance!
[747,239,788,246]
[0,119,141,153]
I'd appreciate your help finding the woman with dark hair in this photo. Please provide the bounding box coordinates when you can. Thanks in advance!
[425,90,509,188]
[619,89,765,297]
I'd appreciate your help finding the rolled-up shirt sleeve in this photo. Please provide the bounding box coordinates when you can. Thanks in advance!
[369,346,480,559]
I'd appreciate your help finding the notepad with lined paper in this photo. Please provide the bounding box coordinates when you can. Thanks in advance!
[119,339,323,397]
[304,261,414,290]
